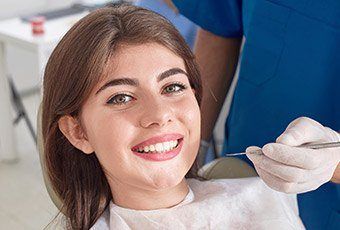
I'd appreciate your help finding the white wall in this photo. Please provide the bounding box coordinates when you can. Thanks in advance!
[0,0,77,20]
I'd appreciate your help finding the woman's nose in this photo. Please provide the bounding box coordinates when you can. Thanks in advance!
[139,98,174,128]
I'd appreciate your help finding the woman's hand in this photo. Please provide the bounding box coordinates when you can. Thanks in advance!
[246,117,340,194]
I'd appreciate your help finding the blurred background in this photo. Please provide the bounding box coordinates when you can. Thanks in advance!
[0,0,231,228]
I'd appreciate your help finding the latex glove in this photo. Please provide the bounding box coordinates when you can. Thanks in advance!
[246,117,340,194]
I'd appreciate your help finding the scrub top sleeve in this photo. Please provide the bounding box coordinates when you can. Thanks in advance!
[172,0,243,37]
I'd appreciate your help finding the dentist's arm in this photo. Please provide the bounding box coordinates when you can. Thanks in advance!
[194,29,241,166]
[194,29,241,141]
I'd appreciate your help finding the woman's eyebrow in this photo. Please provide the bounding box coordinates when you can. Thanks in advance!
[95,67,187,95]
[157,68,188,82]
[95,78,138,95]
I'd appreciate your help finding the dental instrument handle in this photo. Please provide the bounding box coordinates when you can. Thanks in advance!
[226,141,340,156]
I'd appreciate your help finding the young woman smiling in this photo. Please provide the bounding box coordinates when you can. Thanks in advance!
[42,4,304,229]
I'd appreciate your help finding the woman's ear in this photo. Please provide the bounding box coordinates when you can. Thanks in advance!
[58,115,94,154]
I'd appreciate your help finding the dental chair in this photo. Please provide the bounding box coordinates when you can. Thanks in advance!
[37,105,257,211]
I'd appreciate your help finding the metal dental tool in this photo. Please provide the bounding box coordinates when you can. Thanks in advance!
[225,141,340,157]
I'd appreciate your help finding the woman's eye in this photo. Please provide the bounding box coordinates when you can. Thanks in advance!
[163,83,187,94]
[107,94,134,105]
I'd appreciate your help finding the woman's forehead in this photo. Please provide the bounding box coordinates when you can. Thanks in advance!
[111,43,184,67]
[100,43,186,82]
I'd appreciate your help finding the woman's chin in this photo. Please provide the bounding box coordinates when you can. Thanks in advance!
[147,173,185,190]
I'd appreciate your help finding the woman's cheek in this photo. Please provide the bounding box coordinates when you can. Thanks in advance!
[173,97,201,153]
[93,120,134,167]
[176,96,200,126]
[88,114,128,154]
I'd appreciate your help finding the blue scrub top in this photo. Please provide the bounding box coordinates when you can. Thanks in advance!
[173,0,340,229]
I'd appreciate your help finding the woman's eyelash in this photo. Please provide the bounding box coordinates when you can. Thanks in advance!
[106,93,134,105]
[106,82,187,105]
[162,82,187,94]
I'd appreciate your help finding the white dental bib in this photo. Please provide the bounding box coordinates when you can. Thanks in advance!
[91,177,304,229]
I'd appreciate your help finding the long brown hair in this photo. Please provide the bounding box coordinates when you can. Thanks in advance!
[42,3,202,229]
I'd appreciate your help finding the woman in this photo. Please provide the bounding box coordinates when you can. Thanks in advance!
[42,4,304,229]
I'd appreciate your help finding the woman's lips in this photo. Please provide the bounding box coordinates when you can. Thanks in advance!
[131,133,184,161]
[131,133,184,150]
[132,138,184,162]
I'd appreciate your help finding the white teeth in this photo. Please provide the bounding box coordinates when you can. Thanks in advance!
[155,143,163,152]
[149,145,155,152]
[135,139,180,153]
[144,146,150,153]
[164,142,170,151]
[171,140,178,148]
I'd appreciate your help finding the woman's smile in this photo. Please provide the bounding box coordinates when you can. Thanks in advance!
[131,133,184,161]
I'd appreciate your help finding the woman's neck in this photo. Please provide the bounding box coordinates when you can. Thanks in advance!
[109,178,189,210]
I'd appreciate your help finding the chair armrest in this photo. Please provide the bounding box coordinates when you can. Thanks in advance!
[198,157,258,180]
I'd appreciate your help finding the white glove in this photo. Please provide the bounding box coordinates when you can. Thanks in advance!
[246,117,340,194]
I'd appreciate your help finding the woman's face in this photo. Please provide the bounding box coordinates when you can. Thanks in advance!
[80,43,201,191]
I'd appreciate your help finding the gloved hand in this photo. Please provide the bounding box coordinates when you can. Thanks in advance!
[246,117,340,194]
